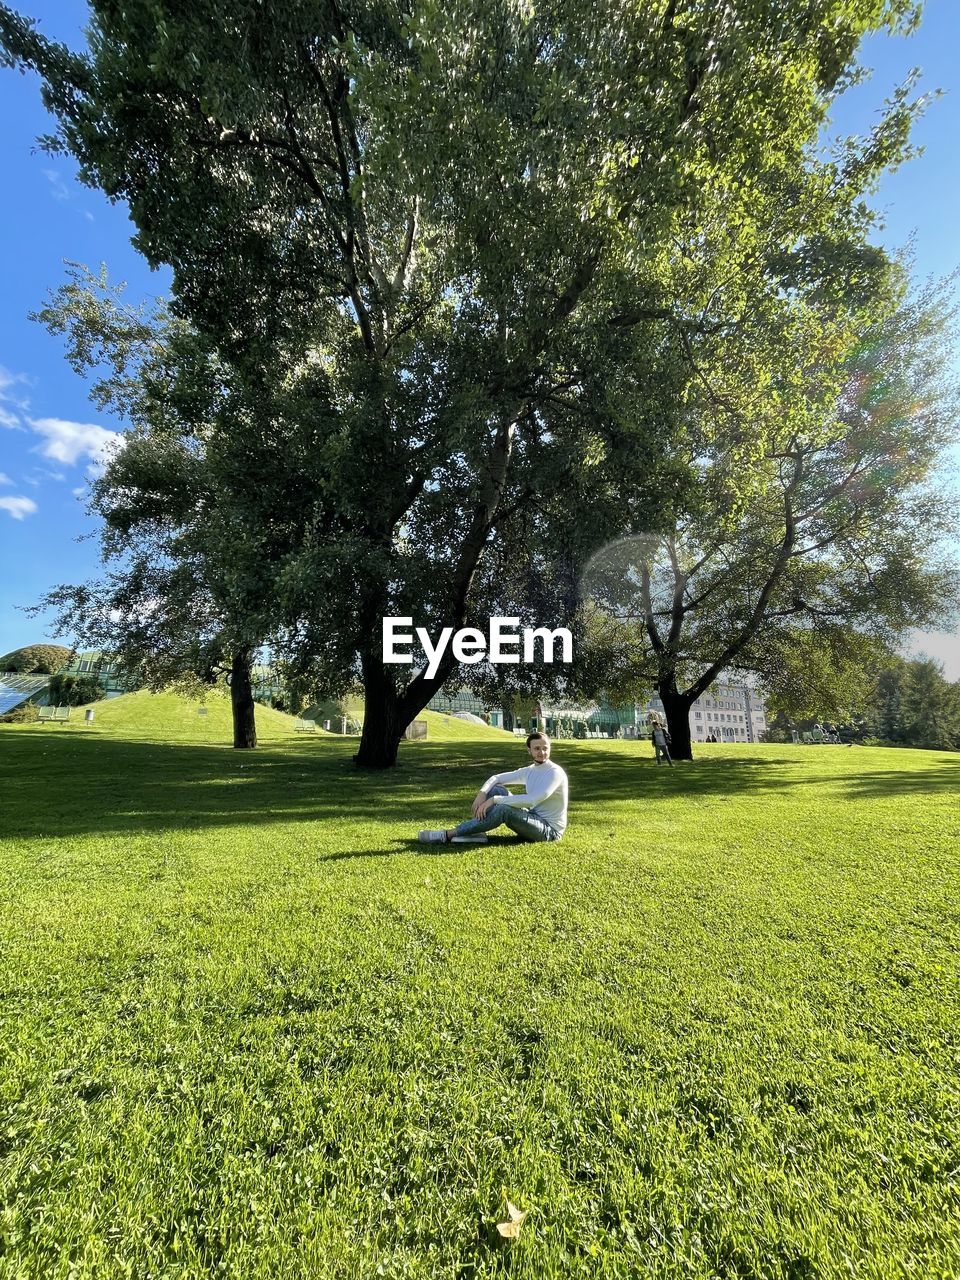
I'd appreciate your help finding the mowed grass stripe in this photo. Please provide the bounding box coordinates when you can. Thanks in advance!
[1,698,959,1278]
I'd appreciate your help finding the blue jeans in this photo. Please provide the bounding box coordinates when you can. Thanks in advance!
[452,785,561,843]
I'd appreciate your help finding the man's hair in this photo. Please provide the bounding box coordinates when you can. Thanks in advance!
[526,731,550,748]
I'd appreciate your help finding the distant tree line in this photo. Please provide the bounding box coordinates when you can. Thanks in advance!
[766,656,960,752]
[862,657,960,752]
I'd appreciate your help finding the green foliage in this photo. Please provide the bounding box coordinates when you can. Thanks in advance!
[0,701,38,723]
[760,628,889,722]
[30,268,272,695]
[47,672,106,707]
[303,696,360,725]
[582,280,960,752]
[900,658,960,750]
[759,723,792,744]
[876,664,906,743]
[1,0,932,765]
[861,656,960,750]
[0,643,71,674]
[766,653,960,751]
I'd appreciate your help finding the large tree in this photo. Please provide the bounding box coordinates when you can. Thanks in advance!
[2,0,927,765]
[581,282,960,758]
[31,268,309,749]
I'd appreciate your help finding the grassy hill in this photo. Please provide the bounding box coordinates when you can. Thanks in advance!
[27,687,509,747]
[52,687,314,742]
[0,642,72,673]
[0,719,958,1278]
[415,708,512,742]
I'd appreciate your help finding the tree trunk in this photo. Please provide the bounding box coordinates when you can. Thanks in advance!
[659,680,694,761]
[354,653,403,768]
[230,647,257,749]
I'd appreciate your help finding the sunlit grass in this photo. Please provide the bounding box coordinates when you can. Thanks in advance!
[2,698,959,1278]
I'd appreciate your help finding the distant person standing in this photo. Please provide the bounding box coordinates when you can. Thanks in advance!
[650,718,673,767]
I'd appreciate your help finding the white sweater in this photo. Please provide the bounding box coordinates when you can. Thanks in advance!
[481,760,569,836]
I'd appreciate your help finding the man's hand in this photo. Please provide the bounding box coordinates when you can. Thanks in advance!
[471,790,489,818]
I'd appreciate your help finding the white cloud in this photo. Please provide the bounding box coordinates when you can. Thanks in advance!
[43,168,71,201]
[28,417,120,467]
[42,171,94,221]
[0,365,28,394]
[0,472,11,485]
[0,365,31,419]
[0,495,38,520]
[0,363,31,422]
[72,485,86,497]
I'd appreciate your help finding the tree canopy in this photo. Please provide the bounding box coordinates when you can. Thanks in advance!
[580,279,960,757]
[1,0,932,763]
[29,266,299,747]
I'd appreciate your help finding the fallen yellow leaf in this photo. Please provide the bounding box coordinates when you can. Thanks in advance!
[496,1200,528,1240]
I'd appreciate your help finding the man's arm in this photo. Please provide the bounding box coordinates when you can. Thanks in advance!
[481,767,532,791]
[471,765,531,818]
[481,764,562,813]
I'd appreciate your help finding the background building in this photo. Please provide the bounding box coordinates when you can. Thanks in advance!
[644,682,767,743]
[430,683,767,742]
[58,650,134,697]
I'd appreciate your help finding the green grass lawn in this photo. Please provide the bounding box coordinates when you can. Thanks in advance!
[2,693,959,1279]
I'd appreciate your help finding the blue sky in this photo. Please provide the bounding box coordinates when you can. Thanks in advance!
[1,1,958,678]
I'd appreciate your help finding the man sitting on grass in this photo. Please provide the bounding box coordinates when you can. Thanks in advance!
[418,731,568,845]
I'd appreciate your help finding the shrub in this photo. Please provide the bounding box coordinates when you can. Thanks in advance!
[763,728,791,744]
[0,702,39,724]
[47,674,106,707]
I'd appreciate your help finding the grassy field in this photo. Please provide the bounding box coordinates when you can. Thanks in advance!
[1,692,959,1279]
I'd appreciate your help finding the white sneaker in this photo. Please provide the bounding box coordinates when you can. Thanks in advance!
[450,834,489,844]
[418,830,448,843]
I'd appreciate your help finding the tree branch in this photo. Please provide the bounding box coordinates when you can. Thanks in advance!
[684,451,806,699]
[641,562,666,655]
[665,535,687,648]
[398,410,523,714]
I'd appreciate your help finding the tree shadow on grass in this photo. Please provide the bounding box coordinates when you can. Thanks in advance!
[1,729,539,841]
[567,748,960,805]
[807,763,960,800]
[2,729,957,845]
